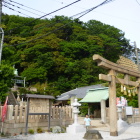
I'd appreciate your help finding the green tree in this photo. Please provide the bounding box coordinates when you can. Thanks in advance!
[84,20,133,62]
[0,63,14,104]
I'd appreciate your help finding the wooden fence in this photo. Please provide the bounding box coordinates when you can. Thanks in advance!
[0,105,73,135]
[1,105,140,135]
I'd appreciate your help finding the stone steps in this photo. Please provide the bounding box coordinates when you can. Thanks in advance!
[8,92,18,105]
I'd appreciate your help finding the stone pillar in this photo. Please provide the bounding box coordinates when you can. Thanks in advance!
[7,105,13,120]
[88,106,90,116]
[70,96,75,119]
[101,99,106,123]
[70,96,75,106]
[109,70,118,136]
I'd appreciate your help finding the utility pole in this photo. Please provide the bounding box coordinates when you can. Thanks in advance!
[0,0,4,105]
[0,0,2,25]
[0,0,4,65]
[134,41,140,71]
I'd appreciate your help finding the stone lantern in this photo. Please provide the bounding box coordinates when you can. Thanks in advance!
[117,101,123,120]
[66,98,86,134]
[117,101,128,130]
[72,98,81,125]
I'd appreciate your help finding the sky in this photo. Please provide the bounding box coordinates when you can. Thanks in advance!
[2,0,140,48]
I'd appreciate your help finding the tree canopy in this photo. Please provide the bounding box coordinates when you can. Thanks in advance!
[1,14,134,102]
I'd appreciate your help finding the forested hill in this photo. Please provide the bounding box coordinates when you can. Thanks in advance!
[1,14,133,97]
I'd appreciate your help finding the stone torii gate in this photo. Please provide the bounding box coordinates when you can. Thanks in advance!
[93,54,140,136]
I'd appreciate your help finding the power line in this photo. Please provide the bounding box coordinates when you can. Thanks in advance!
[48,0,140,24]
[8,0,114,45]
[34,0,114,34]
[4,0,82,34]
[136,0,140,6]
[5,0,113,37]
[7,0,138,38]
[7,0,50,15]
[3,1,42,16]
[4,0,114,47]
[43,0,140,25]
[3,4,32,18]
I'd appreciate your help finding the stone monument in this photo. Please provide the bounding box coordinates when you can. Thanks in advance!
[66,98,86,133]
[83,130,103,140]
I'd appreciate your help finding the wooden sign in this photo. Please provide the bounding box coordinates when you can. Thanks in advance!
[25,94,55,135]
[29,98,49,113]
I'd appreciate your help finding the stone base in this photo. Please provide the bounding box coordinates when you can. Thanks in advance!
[83,130,103,139]
[110,131,118,136]
[66,124,86,134]
[117,119,128,131]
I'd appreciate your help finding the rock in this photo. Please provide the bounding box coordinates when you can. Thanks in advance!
[52,126,61,133]
[61,126,66,133]
[83,130,103,140]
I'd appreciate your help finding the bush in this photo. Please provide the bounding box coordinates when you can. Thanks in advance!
[47,128,52,132]
[28,129,34,134]
[37,127,43,133]
[61,126,66,133]
[0,132,5,137]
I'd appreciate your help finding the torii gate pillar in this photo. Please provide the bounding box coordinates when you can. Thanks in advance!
[109,70,118,136]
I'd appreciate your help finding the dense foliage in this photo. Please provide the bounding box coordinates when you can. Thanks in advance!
[0,63,14,104]
[1,14,135,104]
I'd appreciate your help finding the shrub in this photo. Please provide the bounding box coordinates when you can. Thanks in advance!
[0,132,5,137]
[61,126,66,133]
[47,128,52,132]
[37,127,43,133]
[28,129,34,134]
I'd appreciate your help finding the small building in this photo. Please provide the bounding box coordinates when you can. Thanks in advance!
[80,87,109,122]
[56,84,105,106]
[56,84,109,122]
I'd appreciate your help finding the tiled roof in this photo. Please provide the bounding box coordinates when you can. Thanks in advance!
[79,87,109,103]
[57,84,105,100]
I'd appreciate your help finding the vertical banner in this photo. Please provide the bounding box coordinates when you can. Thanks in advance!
[121,97,126,107]
[1,96,8,133]
[116,97,127,107]
[2,96,8,122]
[116,97,120,105]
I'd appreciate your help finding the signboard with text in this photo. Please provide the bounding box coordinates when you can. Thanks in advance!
[125,106,133,115]
[25,94,55,135]
[29,98,49,113]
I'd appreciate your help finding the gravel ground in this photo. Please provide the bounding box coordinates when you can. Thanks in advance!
[1,121,140,140]
[100,123,140,140]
